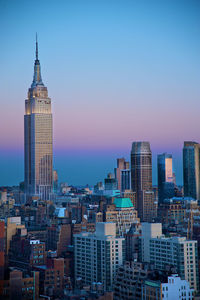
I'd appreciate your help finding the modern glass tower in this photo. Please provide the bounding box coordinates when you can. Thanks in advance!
[157,153,174,203]
[24,36,53,200]
[183,141,200,200]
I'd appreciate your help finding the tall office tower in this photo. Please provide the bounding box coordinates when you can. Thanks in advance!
[24,37,53,200]
[157,153,175,204]
[74,223,125,291]
[114,158,129,191]
[121,169,131,192]
[131,142,155,221]
[183,141,200,201]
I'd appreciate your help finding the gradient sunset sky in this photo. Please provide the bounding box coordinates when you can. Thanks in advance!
[0,0,200,186]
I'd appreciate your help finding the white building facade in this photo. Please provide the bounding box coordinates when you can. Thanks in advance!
[140,223,199,291]
[162,274,194,300]
[74,222,125,291]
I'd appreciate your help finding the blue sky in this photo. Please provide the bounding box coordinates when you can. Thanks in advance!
[0,0,200,186]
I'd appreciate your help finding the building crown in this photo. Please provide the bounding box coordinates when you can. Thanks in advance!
[31,34,44,88]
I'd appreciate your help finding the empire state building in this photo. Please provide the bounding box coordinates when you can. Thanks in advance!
[24,37,53,200]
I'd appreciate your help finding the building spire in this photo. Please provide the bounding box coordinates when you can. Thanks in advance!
[31,33,44,88]
[36,33,38,60]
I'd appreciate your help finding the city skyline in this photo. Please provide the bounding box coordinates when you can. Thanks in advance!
[1,0,200,186]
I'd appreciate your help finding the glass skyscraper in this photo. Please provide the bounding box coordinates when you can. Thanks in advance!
[24,37,53,200]
[183,141,200,201]
[157,153,174,204]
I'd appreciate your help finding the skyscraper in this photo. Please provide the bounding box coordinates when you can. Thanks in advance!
[131,142,152,192]
[131,142,156,221]
[114,158,129,191]
[157,153,175,204]
[183,141,200,200]
[24,36,53,200]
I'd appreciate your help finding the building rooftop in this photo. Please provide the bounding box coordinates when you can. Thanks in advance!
[114,197,133,208]
[145,280,161,288]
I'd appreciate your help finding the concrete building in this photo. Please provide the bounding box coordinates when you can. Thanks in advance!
[140,223,162,262]
[183,141,200,201]
[74,223,125,291]
[125,223,141,261]
[122,189,137,209]
[157,153,175,204]
[36,257,64,298]
[161,274,194,300]
[142,280,161,300]
[24,36,53,200]
[140,223,199,291]
[114,158,129,191]
[114,261,169,300]
[104,173,117,191]
[0,270,39,300]
[142,274,194,300]
[105,198,140,237]
[5,217,25,255]
[158,198,186,229]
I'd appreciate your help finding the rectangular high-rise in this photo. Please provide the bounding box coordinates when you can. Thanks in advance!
[157,153,175,203]
[74,223,125,291]
[183,141,200,201]
[114,158,129,191]
[24,37,53,200]
[140,223,199,291]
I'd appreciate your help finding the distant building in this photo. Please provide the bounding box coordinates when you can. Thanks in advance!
[131,142,156,221]
[122,189,137,209]
[24,36,53,200]
[114,158,129,191]
[104,173,117,190]
[125,223,141,261]
[121,169,131,192]
[74,222,125,291]
[53,170,58,193]
[105,197,140,237]
[183,141,200,200]
[157,153,175,204]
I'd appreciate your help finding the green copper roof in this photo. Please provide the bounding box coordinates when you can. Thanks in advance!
[114,197,133,208]
[145,281,161,288]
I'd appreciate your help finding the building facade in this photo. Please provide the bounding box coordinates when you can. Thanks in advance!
[183,141,200,201]
[140,223,199,291]
[74,223,125,291]
[24,37,53,200]
[161,274,194,300]
[121,169,131,192]
[105,198,140,237]
[131,142,156,221]
[157,153,175,204]
[114,158,129,191]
